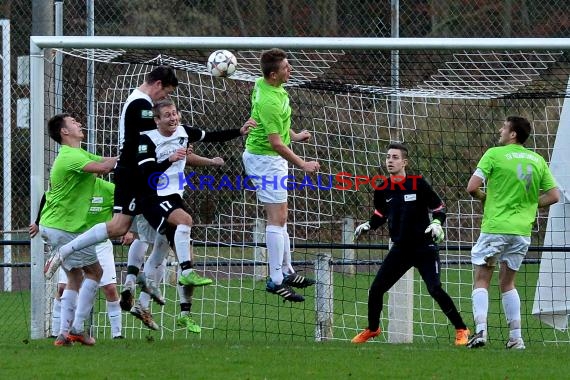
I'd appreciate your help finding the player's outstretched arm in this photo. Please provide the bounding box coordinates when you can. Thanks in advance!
[186,153,225,167]
[240,118,257,135]
[84,156,118,175]
[290,129,311,142]
[267,133,320,172]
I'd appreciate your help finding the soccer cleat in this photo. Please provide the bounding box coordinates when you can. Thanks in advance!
[466,330,487,348]
[119,281,135,311]
[283,273,316,289]
[130,301,159,331]
[178,271,213,287]
[455,328,470,346]
[44,249,62,280]
[112,335,125,340]
[53,333,72,347]
[266,278,305,302]
[67,328,96,346]
[137,273,165,306]
[351,328,381,344]
[506,338,526,350]
[177,314,202,334]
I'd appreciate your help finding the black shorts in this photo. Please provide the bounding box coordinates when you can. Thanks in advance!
[113,166,140,216]
[141,194,185,234]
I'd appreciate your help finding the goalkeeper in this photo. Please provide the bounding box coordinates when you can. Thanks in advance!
[351,142,469,345]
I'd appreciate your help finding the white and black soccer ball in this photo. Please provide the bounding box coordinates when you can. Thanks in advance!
[207,50,237,77]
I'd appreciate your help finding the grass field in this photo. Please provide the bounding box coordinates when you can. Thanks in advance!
[1,263,569,344]
[2,262,570,379]
[1,339,570,379]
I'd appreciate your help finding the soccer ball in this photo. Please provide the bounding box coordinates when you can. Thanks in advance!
[207,50,237,77]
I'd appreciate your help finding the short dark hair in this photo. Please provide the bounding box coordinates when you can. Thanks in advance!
[152,98,176,118]
[260,48,287,78]
[387,142,408,159]
[47,113,71,144]
[146,66,178,88]
[506,116,531,144]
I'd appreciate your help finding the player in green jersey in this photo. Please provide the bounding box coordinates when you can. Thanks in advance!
[242,48,320,302]
[465,116,560,349]
[39,113,117,345]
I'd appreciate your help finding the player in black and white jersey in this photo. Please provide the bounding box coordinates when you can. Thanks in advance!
[137,98,253,290]
[44,66,179,312]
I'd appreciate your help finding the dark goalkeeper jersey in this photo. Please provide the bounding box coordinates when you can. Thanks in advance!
[368,175,446,245]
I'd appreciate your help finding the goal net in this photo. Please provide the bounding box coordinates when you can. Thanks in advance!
[30,37,570,344]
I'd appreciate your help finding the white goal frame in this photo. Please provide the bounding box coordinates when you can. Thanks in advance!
[29,36,570,340]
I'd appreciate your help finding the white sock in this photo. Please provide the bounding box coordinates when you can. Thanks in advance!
[282,224,294,275]
[71,278,98,333]
[127,239,149,269]
[125,274,137,286]
[60,223,108,258]
[51,299,61,336]
[106,300,122,338]
[472,288,489,334]
[139,292,151,309]
[502,288,522,339]
[266,225,285,285]
[174,225,192,264]
[59,289,78,334]
[146,236,170,270]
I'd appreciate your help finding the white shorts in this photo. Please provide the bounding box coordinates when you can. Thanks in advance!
[40,225,97,270]
[131,215,157,244]
[56,239,117,286]
[471,233,531,271]
[242,150,288,204]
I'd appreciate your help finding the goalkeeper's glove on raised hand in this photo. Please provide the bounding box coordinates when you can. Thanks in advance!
[425,219,444,243]
[353,221,370,242]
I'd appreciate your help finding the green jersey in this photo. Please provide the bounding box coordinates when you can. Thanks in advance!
[85,178,115,227]
[41,145,103,233]
[477,144,557,236]
[245,77,291,156]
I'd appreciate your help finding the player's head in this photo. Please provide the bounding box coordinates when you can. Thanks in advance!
[386,142,408,176]
[153,98,179,135]
[47,113,83,144]
[260,48,291,84]
[145,66,178,101]
[501,116,531,145]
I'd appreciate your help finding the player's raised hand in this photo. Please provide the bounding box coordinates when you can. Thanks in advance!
[353,221,370,242]
[302,160,320,173]
[120,231,136,245]
[425,220,444,243]
[210,157,225,167]
[240,118,257,135]
[292,129,311,142]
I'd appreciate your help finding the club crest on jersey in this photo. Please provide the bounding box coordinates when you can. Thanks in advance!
[179,137,185,145]
[138,144,148,153]
[141,110,153,118]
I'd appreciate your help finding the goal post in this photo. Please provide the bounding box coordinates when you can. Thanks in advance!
[29,36,570,343]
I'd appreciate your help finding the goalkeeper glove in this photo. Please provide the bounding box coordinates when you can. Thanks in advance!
[353,221,370,242]
[425,219,444,243]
